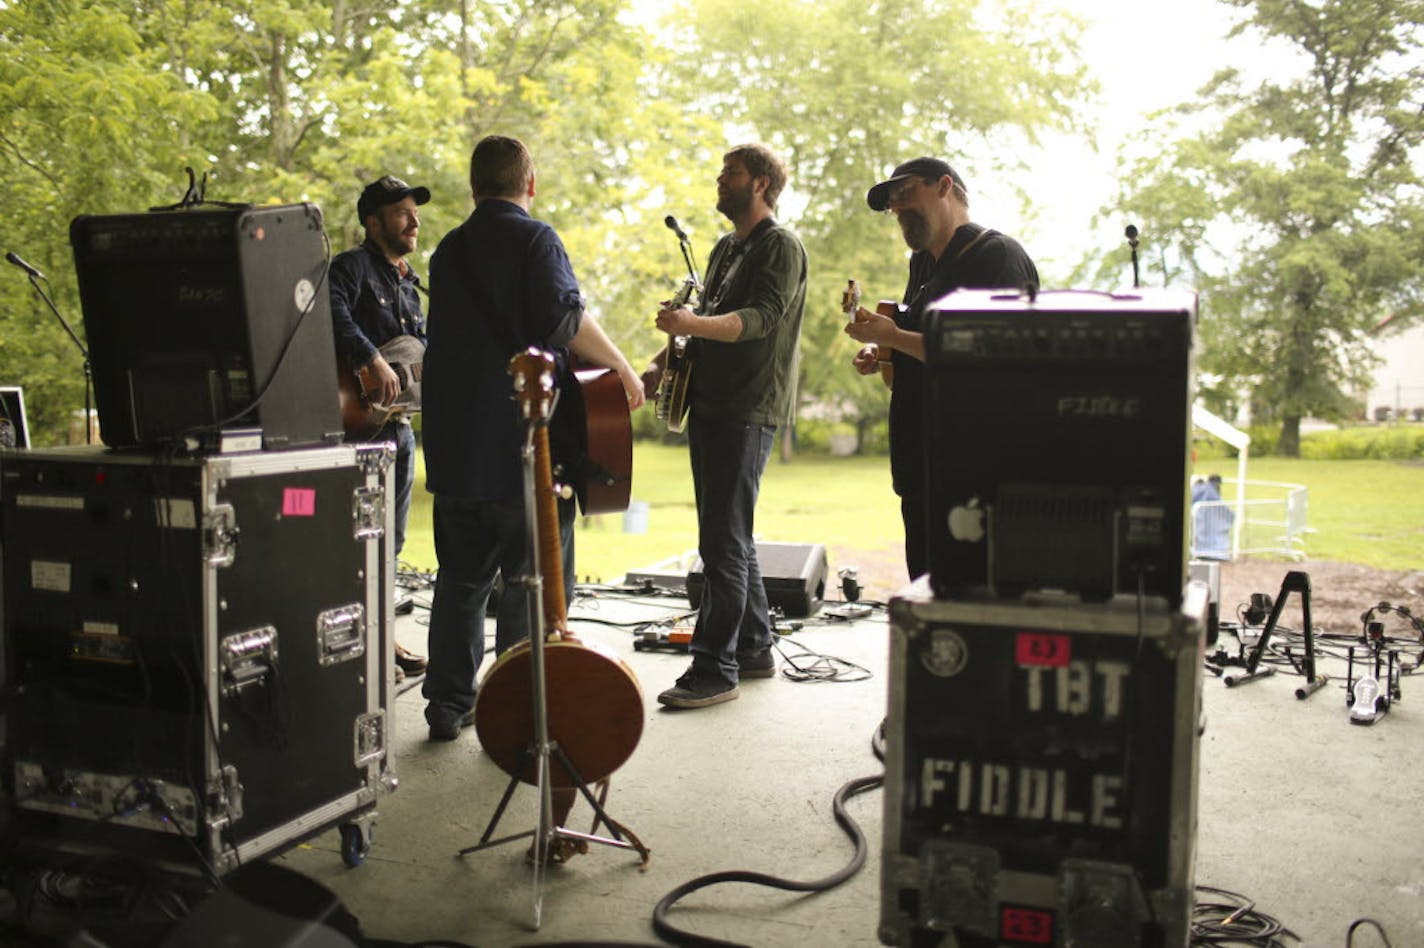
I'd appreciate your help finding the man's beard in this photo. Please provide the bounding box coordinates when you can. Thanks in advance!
[717,184,753,220]
[898,209,929,252]
[377,222,416,257]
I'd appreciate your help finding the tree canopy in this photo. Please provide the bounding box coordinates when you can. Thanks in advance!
[1094,0,1424,455]
[0,0,1092,445]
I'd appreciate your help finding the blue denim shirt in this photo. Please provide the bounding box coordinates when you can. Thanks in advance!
[328,238,426,369]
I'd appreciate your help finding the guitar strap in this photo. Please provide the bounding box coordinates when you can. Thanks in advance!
[699,217,777,316]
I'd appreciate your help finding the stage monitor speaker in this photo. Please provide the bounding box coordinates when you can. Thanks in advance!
[923,287,1196,607]
[70,204,343,451]
[686,541,828,618]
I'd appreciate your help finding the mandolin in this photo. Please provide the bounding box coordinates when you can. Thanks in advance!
[843,280,896,390]
[473,349,644,789]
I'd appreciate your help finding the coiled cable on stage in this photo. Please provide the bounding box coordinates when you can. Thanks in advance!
[650,726,884,948]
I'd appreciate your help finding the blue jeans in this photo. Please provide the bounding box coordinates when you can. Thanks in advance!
[373,420,415,557]
[422,493,575,727]
[687,416,775,686]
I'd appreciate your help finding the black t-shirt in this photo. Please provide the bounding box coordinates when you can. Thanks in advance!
[888,223,1039,496]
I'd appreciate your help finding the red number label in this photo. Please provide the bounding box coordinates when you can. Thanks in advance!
[1001,905,1054,944]
[1015,632,1070,667]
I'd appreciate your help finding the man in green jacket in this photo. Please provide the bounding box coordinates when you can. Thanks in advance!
[644,143,809,709]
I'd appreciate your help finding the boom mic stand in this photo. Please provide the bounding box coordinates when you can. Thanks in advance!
[1125,224,1141,289]
[7,255,95,443]
[457,367,646,930]
[664,215,703,303]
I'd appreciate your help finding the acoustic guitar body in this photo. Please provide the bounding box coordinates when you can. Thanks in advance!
[474,637,644,787]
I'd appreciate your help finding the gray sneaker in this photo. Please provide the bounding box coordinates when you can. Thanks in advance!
[736,647,777,679]
[428,708,477,742]
[658,670,740,709]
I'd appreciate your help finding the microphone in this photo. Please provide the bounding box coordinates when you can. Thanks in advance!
[1124,224,1139,248]
[664,215,689,242]
[6,251,45,280]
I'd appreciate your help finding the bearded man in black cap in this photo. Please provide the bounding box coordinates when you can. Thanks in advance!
[330,174,432,681]
[846,157,1038,582]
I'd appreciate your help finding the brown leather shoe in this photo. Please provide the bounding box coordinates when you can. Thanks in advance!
[394,644,427,677]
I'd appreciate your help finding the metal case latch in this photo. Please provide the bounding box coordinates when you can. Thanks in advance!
[317,603,366,666]
[919,840,1001,935]
[220,626,278,696]
[352,487,386,541]
[353,709,387,768]
[203,503,239,568]
[207,764,244,830]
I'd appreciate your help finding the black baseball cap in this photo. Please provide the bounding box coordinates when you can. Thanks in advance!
[357,175,431,220]
[866,157,967,211]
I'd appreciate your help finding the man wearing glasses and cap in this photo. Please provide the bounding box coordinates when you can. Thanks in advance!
[846,157,1038,582]
[330,174,432,681]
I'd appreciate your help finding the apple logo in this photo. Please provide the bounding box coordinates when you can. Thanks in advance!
[947,497,986,543]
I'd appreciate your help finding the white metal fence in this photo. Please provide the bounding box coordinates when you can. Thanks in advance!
[1190,479,1311,561]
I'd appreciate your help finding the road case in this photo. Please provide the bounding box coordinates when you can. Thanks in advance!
[880,580,1207,947]
[0,443,395,874]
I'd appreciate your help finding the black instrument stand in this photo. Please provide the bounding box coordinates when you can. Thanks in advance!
[456,411,647,930]
[1223,570,1329,698]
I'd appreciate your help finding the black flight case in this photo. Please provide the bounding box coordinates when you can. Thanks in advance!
[880,580,1207,947]
[0,443,396,874]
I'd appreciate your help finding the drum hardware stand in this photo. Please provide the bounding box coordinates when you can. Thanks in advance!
[1223,570,1329,698]
[1345,626,1401,726]
[457,401,647,931]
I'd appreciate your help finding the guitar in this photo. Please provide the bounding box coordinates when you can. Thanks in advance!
[843,280,896,390]
[554,365,634,516]
[654,277,699,433]
[336,334,425,440]
[474,349,645,790]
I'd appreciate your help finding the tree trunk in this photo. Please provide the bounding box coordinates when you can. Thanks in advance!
[1278,415,1302,458]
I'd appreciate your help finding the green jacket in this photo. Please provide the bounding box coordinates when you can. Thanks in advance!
[689,219,808,426]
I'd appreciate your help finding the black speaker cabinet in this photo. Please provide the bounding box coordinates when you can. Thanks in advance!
[686,541,828,618]
[923,288,1195,607]
[70,204,343,451]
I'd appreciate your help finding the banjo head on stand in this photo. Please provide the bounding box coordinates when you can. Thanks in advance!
[474,638,644,786]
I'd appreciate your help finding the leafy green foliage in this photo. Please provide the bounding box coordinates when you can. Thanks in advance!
[1,0,1094,447]
[1087,0,1424,456]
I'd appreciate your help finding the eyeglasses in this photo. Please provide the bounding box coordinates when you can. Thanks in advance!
[884,178,923,211]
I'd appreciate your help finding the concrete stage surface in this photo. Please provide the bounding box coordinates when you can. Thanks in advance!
[273,573,1424,948]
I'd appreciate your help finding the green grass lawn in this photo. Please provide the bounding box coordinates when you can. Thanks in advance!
[400,445,1424,581]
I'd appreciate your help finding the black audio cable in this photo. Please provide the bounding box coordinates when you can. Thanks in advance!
[649,728,884,947]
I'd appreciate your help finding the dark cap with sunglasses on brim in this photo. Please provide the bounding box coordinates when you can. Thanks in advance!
[866,157,967,211]
[357,175,431,221]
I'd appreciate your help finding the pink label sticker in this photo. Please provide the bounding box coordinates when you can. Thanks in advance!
[1015,632,1071,667]
[282,488,316,517]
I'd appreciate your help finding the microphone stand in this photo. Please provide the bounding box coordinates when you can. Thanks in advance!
[676,232,701,290]
[1125,225,1141,289]
[20,269,95,444]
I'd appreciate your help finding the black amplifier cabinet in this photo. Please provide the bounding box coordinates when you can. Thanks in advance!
[880,580,1207,947]
[0,444,395,874]
[70,204,343,450]
[923,288,1196,608]
[686,541,828,618]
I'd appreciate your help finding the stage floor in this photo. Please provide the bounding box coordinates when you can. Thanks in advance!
[276,574,1424,947]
